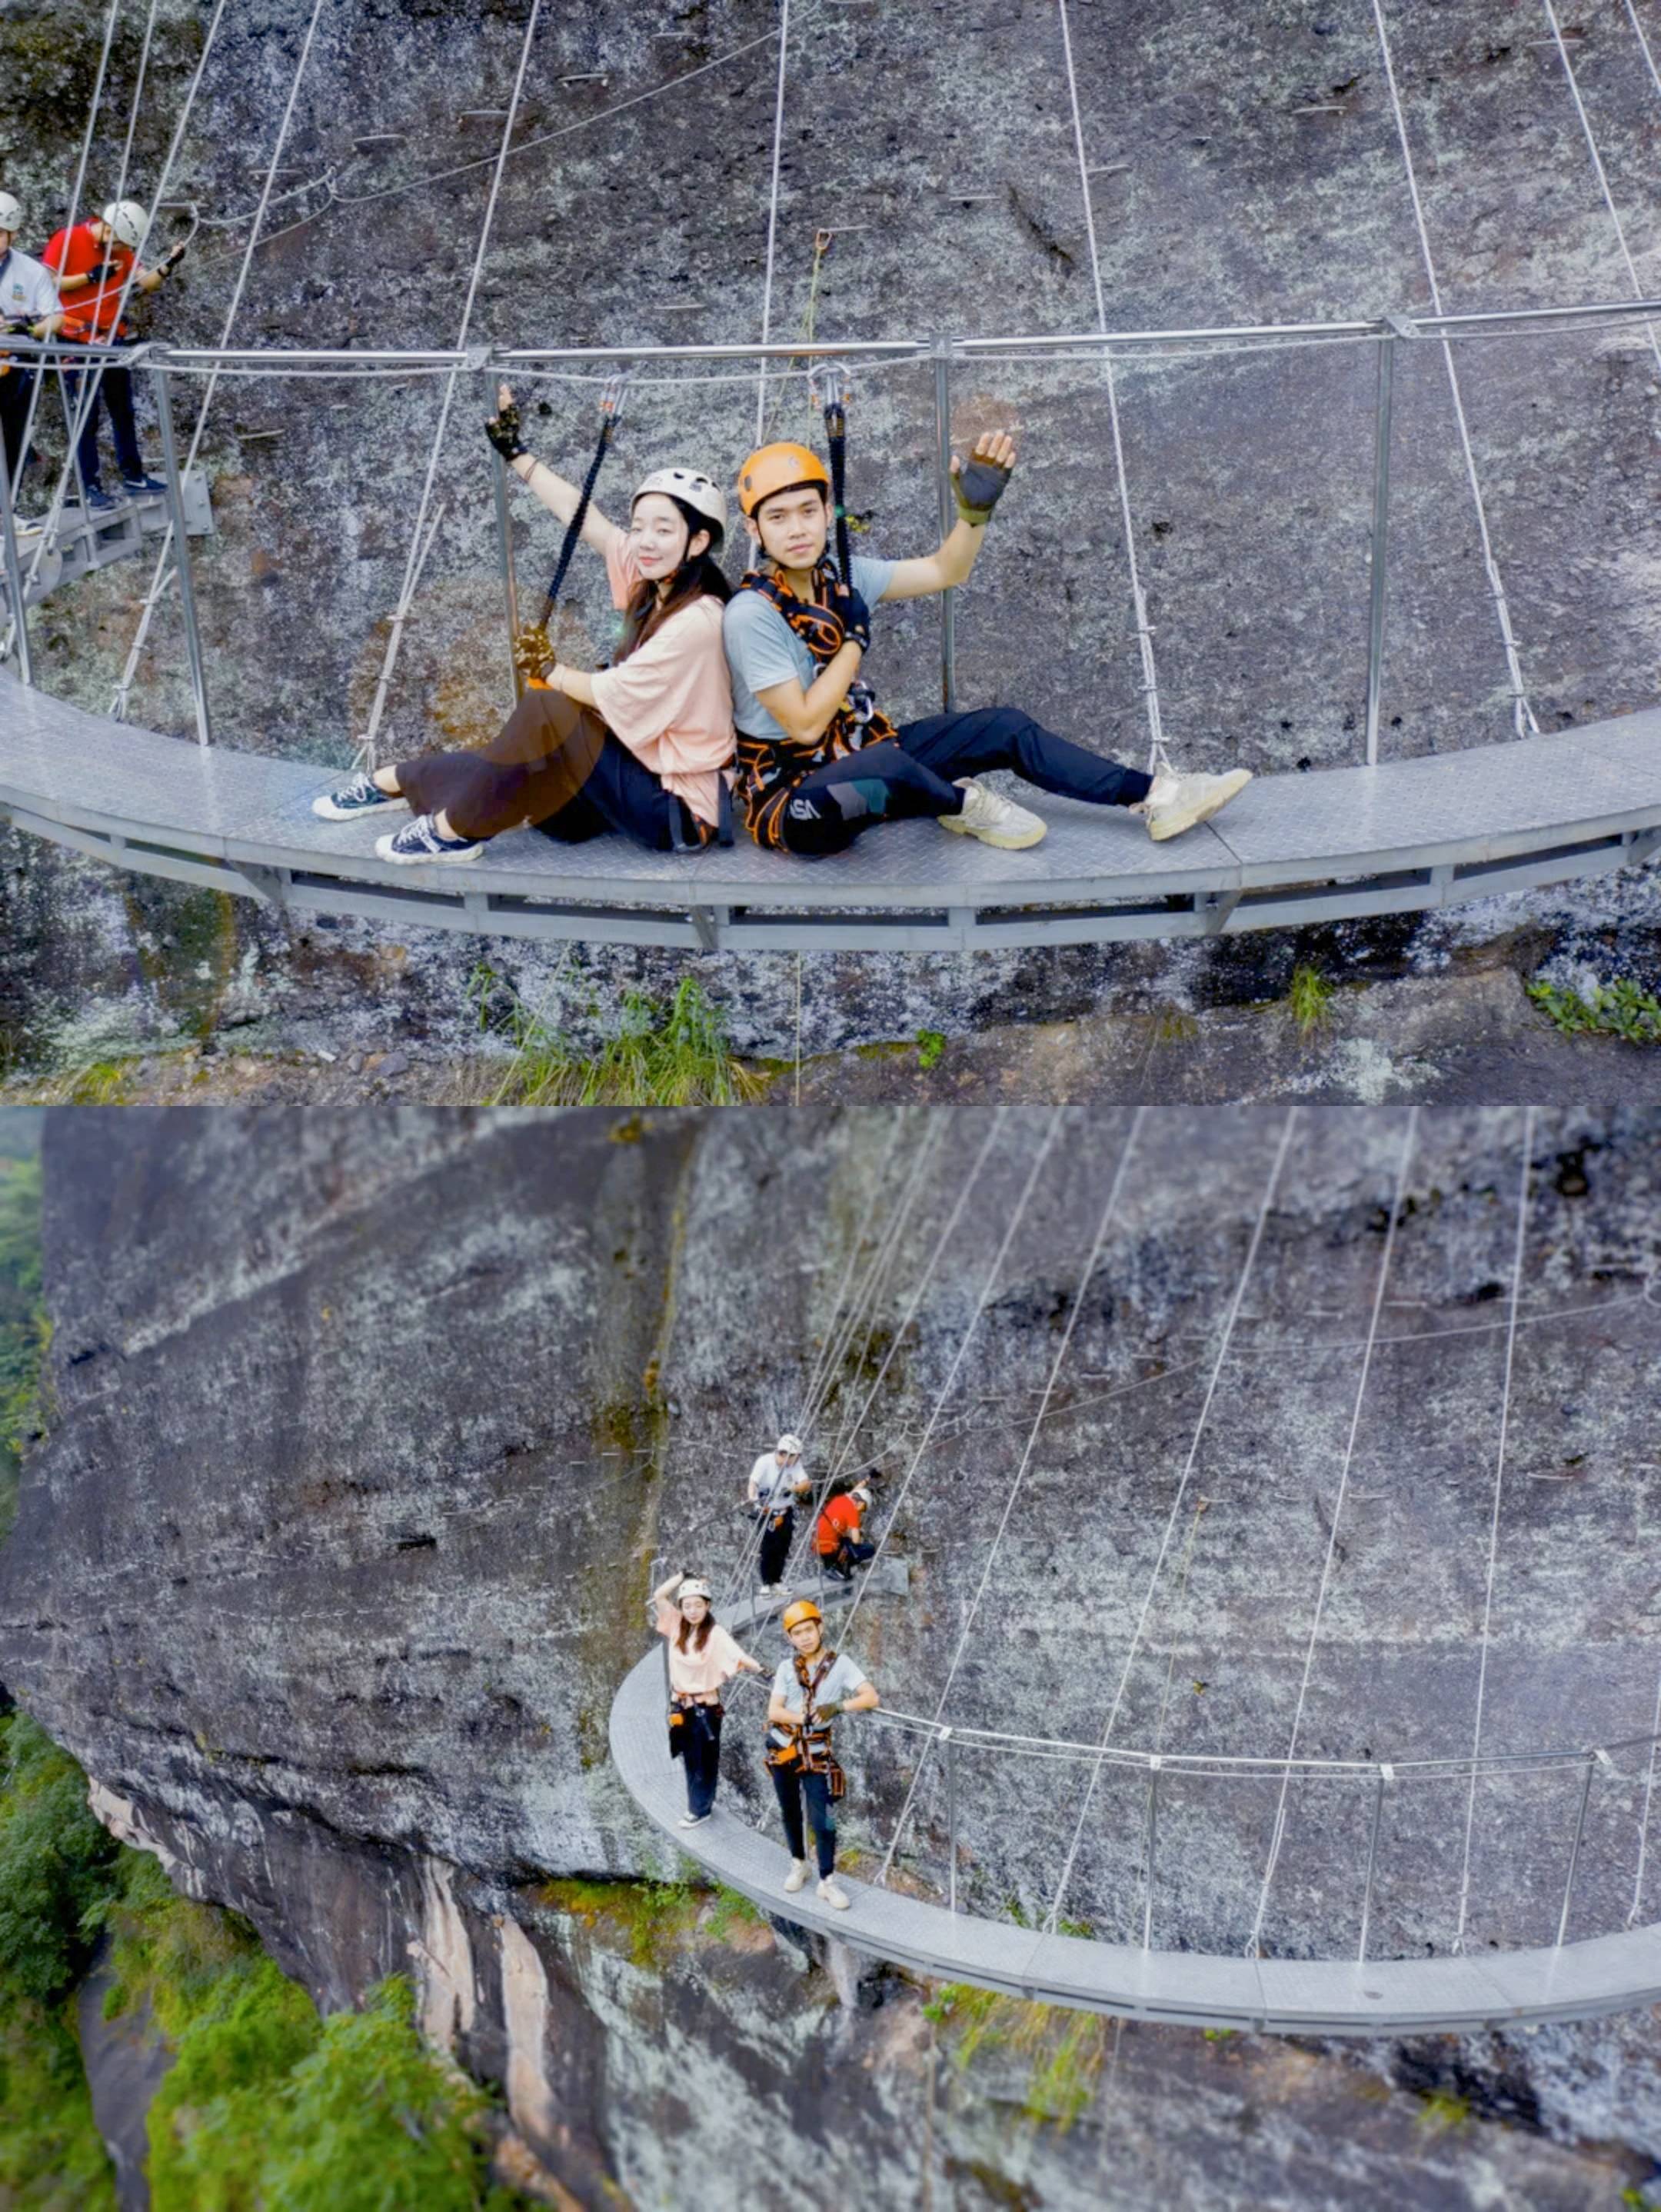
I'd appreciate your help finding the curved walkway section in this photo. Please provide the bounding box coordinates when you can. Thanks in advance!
[5,681,1661,951]
[609,1591,1661,2035]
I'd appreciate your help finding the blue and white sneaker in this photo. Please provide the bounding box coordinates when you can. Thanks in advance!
[311,772,405,821]
[121,473,168,497]
[376,813,483,865]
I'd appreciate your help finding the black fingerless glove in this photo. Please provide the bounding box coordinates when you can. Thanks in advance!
[828,578,871,651]
[161,242,187,275]
[954,453,1012,525]
[82,262,111,285]
[485,401,528,463]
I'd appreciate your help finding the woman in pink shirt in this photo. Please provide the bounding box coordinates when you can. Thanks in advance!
[651,1570,761,1829]
[315,385,737,865]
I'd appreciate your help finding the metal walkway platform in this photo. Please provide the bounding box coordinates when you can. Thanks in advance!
[3,679,1660,952]
[2,474,212,610]
[609,1587,1661,2034]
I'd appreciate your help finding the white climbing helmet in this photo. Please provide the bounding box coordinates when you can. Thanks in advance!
[0,193,22,235]
[776,1433,804,1460]
[632,466,727,538]
[677,1577,712,1603]
[102,199,149,250]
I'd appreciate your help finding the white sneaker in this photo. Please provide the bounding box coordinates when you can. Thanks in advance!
[784,1857,810,1894]
[817,1876,851,1911]
[677,1811,711,1829]
[938,778,1047,850]
[1140,768,1252,843]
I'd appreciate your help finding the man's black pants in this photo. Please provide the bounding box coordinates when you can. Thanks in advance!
[774,705,1153,858]
[757,1508,794,1585]
[771,1763,837,1877]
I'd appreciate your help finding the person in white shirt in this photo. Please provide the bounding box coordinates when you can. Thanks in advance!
[0,193,63,501]
[746,1431,811,1594]
[765,1597,879,1910]
[649,1570,761,1829]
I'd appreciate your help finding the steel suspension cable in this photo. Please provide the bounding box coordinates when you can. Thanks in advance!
[838,1106,1065,1655]
[753,0,792,446]
[19,0,231,611]
[357,0,545,768]
[1370,0,1540,739]
[783,1112,1009,1598]
[1245,1106,1420,1960]
[1040,1107,1299,1940]
[1540,0,1661,376]
[875,1108,1143,1888]
[1056,0,1171,778]
[109,0,330,721]
[1451,1105,1536,1954]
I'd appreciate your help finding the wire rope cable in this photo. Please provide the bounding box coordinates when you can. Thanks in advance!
[1244,1106,1420,1960]
[1039,1107,1299,1942]
[1450,1105,1536,1954]
[356,0,546,769]
[1055,0,1172,778]
[1540,0,1661,377]
[837,1107,1067,1656]
[1369,0,1540,738]
[109,0,331,722]
[19,0,231,611]
[874,1108,1145,1889]
[752,0,792,446]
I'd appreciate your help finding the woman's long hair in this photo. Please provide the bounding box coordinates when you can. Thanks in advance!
[614,495,732,665]
[677,1601,716,1654]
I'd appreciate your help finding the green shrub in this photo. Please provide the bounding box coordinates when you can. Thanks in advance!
[151,1976,512,2212]
[0,1714,118,2004]
[1286,964,1335,1037]
[484,976,767,1106]
[1527,977,1661,1045]
[0,1982,118,2210]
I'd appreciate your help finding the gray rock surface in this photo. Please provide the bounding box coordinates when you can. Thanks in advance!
[4,1106,1661,2200]
[2,0,1659,1081]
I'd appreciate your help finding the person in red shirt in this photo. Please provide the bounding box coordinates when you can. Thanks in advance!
[42,199,185,511]
[814,1474,878,1583]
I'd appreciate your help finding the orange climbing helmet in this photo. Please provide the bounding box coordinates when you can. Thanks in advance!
[736,441,830,518]
[781,1598,823,1634]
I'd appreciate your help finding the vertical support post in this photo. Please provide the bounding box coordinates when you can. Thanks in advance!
[1556,1752,1599,1950]
[932,336,957,712]
[488,371,524,706]
[1358,1765,1390,1963]
[1141,1757,1161,1954]
[944,1730,958,1914]
[0,402,34,686]
[1363,334,1396,768]
[148,357,211,748]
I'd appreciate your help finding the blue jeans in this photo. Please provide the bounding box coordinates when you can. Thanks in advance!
[62,353,143,492]
[774,705,1153,858]
[771,1762,837,1877]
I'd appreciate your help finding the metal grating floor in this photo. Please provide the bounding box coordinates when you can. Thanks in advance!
[3,677,1659,950]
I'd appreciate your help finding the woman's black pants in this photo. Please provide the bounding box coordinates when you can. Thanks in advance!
[679,1702,723,1819]
[771,1764,837,1877]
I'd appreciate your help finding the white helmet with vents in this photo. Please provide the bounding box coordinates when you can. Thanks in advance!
[0,193,22,235]
[775,1433,804,1459]
[632,465,727,538]
[102,200,149,250]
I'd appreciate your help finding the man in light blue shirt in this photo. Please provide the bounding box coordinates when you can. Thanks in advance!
[722,431,1250,858]
[766,1596,880,1911]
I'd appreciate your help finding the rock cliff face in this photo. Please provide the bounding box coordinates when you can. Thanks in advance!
[2,0,1659,1074]
[3,1106,1661,2202]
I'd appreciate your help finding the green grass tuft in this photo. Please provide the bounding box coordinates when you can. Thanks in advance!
[916,1029,947,1071]
[1527,977,1661,1045]
[479,974,767,1106]
[1286,964,1336,1037]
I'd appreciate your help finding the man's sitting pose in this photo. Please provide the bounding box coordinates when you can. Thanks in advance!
[721,432,1250,858]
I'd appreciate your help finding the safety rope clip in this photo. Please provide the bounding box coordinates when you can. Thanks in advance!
[600,370,628,425]
[808,360,854,418]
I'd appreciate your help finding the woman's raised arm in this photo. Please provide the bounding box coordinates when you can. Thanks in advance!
[488,381,622,558]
